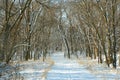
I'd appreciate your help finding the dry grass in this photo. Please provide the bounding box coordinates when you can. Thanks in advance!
[77,58,120,80]
[13,57,55,80]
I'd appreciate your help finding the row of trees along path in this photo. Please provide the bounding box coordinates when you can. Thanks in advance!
[0,0,120,71]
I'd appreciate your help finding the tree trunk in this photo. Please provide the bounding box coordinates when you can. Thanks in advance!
[25,5,31,61]
[112,0,117,69]
[64,38,70,58]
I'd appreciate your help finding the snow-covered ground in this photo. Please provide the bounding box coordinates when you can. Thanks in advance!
[46,52,98,80]
[0,57,54,80]
[46,52,120,80]
[78,56,120,80]
[0,52,120,80]
[0,63,17,80]
[18,58,54,80]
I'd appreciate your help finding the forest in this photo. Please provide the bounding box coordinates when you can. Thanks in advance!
[0,0,120,72]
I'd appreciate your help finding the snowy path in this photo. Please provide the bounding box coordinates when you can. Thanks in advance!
[9,52,120,80]
[46,52,98,80]
[1,52,120,80]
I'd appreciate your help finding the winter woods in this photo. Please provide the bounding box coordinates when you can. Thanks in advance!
[0,0,120,68]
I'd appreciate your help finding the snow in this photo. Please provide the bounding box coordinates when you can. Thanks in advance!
[78,57,120,80]
[0,57,53,80]
[46,52,98,80]
[46,52,120,80]
[0,52,120,80]
[18,58,53,80]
